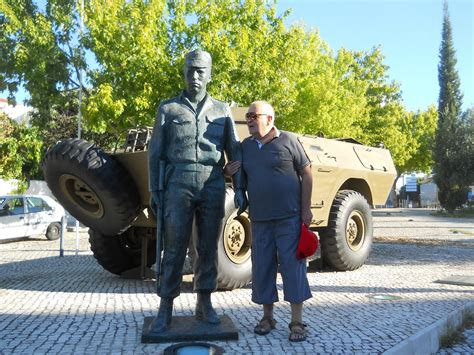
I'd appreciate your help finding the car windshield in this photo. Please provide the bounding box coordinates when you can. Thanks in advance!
[0,197,5,205]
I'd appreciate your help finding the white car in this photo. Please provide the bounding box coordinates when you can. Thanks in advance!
[0,195,66,241]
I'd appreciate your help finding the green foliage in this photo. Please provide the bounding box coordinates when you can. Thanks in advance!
[460,107,474,184]
[84,0,171,134]
[35,89,116,149]
[0,0,85,127]
[434,1,469,212]
[189,0,318,124]
[1,0,437,179]
[11,179,29,194]
[395,106,438,175]
[0,112,43,181]
[288,46,368,137]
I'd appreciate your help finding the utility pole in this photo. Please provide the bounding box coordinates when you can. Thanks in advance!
[75,0,85,251]
[77,0,84,140]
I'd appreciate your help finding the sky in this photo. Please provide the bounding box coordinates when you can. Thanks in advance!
[4,0,473,113]
[276,0,473,112]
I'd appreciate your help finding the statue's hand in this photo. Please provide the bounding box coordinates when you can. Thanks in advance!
[234,189,248,216]
[150,191,160,216]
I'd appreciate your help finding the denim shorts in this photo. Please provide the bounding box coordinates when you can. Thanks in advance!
[251,215,312,304]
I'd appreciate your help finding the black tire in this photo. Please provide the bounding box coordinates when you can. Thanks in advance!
[89,227,157,275]
[41,139,140,235]
[45,222,61,240]
[320,190,373,271]
[216,188,252,289]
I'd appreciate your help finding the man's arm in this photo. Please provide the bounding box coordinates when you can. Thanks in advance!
[223,108,247,214]
[148,105,166,201]
[299,165,313,226]
[224,161,241,177]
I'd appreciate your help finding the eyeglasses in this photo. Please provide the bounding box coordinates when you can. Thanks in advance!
[245,112,270,122]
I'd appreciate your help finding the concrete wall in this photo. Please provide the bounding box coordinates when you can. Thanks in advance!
[0,179,54,198]
[0,179,18,195]
[26,180,54,198]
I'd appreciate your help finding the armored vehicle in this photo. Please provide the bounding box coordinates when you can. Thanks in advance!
[41,107,396,289]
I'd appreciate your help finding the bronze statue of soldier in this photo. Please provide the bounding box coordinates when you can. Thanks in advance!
[148,49,247,332]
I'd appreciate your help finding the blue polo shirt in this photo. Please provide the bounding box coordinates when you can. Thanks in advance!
[242,129,310,222]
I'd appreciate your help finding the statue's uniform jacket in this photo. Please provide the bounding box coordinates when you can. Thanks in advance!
[148,92,243,298]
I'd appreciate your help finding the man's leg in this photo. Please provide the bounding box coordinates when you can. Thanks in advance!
[195,290,219,324]
[158,182,195,297]
[254,303,276,335]
[193,175,225,323]
[291,302,302,323]
[148,297,174,333]
[251,220,279,305]
[289,302,306,342]
[251,220,279,335]
[152,180,195,332]
[275,216,312,304]
[274,216,310,342]
[263,303,274,319]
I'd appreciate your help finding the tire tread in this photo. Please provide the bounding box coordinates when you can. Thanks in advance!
[320,190,373,271]
[41,139,140,235]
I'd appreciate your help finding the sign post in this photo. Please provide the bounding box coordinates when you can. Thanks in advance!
[60,215,66,257]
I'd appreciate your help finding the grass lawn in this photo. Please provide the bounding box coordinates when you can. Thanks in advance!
[431,207,474,218]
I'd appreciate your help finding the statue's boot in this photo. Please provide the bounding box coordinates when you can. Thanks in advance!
[149,297,173,332]
[195,291,220,324]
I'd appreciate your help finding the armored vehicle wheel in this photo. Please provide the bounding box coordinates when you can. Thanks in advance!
[217,188,252,289]
[89,227,156,275]
[45,222,61,240]
[321,190,373,271]
[41,139,140,235]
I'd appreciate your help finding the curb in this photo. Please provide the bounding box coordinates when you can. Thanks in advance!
[383,302,474,355]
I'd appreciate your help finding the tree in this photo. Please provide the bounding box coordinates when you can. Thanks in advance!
[1,0,435,178]
[460,107,474,186]
[0,0,87,128]
[0,112,43,181]
[34,89,116,150]
[1,0,119,149]
[83,0,171,133]
[83,0,322,134]
[395,105,438,176]
[433,1,468,212]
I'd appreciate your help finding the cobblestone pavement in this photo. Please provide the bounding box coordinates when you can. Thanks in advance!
[373,208,474,355]
[0,209,473,354]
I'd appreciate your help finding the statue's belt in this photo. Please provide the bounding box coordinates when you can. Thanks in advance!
[171,162,221,172]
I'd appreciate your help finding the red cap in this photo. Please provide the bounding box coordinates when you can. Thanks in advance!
[297,223,319,259]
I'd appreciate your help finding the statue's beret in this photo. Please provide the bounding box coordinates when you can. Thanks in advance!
[185,49,212,68]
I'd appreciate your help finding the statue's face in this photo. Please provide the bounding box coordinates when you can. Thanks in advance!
[184,65,211,96]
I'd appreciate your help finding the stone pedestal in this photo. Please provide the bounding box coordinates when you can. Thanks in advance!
[141,315,239,343]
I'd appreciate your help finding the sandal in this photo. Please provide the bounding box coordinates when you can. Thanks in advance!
[254,316,277,335]
[288,321,307,342]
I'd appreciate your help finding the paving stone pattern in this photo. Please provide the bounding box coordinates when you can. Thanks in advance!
[0,209,473,354]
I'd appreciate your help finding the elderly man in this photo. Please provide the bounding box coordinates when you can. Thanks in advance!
[240,101,313,342]
[148,49,247,332]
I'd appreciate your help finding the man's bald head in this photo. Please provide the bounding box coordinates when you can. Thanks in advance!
[248,101,275,121]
